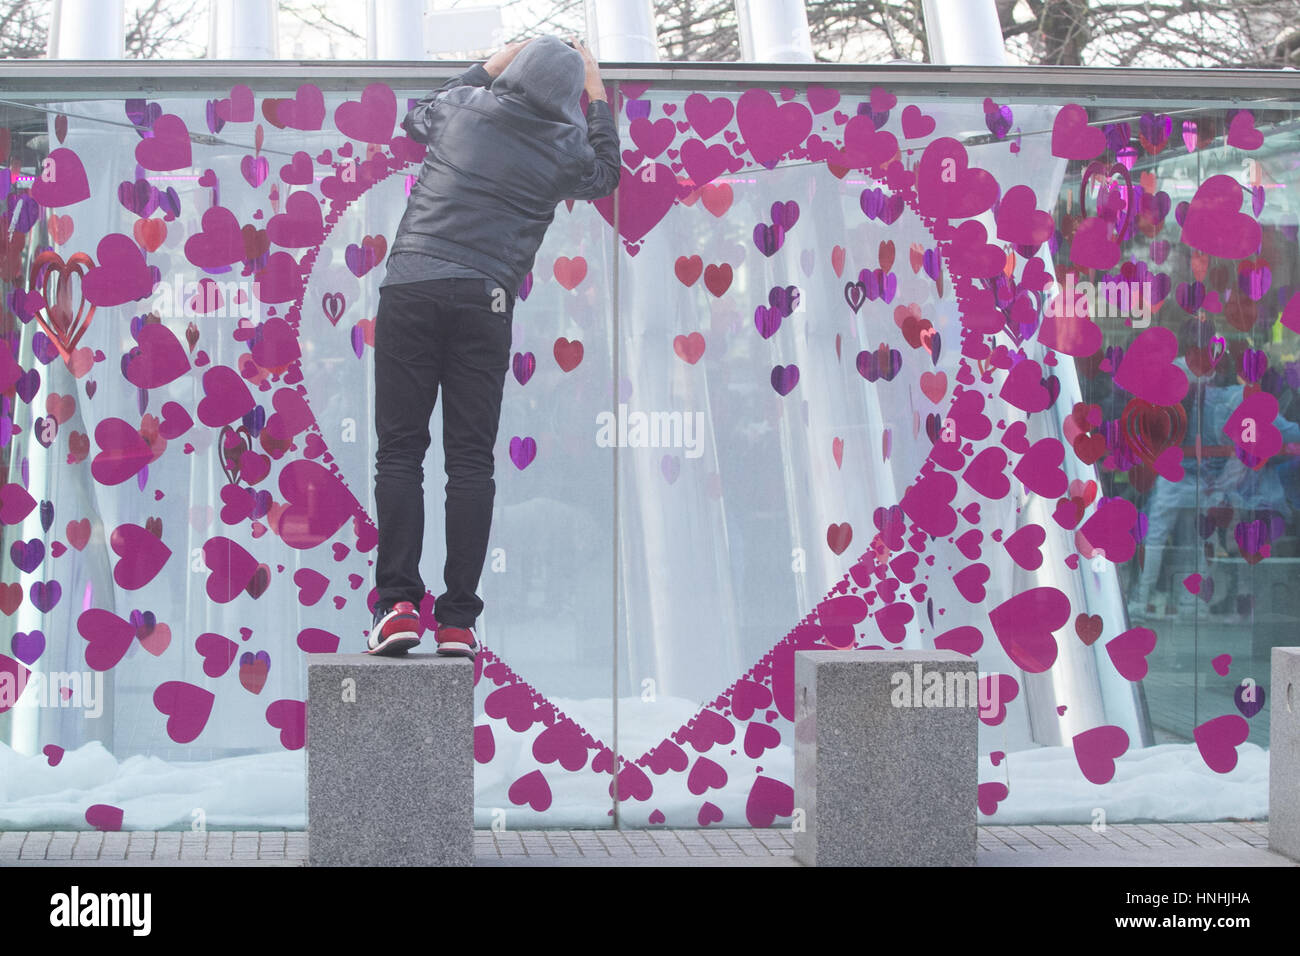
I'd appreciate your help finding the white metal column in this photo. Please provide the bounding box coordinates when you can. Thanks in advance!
[921,0,1006,65]
[47,0,125,58]
[735,0,814,62]
[585,0,659,61]
[208,0,280,59]
[368,0,428,59]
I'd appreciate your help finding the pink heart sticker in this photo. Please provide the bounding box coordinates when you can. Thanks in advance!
[1072,725,1129,784]
[1193,714,1250,773]
[152,680,215,743]
[989,587,1069,673]
[266,698,306,749]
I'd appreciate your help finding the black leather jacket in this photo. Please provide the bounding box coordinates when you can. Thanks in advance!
[393,62,621,297]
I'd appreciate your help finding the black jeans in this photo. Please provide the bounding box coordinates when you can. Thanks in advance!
[373,277,513,627]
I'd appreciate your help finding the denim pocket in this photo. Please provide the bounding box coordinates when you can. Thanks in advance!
[481,278,515,316]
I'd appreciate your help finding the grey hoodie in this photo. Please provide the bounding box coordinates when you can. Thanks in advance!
[388,36,621,297]
[492,36,588,131]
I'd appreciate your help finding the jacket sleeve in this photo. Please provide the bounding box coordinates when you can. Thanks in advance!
[401,62,493,145]
[565,98,622,201]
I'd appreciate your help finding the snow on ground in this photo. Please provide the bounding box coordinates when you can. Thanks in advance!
[0,699,1269,828]
[984,742,1269,824]
[0,741,307,830]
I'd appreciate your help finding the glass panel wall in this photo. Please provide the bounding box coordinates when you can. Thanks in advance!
[0,65,1294,828]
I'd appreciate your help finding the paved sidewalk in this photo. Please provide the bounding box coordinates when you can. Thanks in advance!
[0,822,1292,866]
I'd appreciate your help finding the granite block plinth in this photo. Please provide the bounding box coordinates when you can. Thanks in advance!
[1270,647,1300,862]
[793,650,978,867]
[307,653,474,866]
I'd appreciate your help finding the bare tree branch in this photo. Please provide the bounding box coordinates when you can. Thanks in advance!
[125,0,206,59]
[5,0,1298,68]
[0,0,52,58]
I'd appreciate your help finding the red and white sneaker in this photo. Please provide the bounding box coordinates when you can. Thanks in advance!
[435,624,478,660]
[366,601,423,656]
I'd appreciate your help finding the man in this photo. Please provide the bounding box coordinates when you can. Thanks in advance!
[368,35,620,657]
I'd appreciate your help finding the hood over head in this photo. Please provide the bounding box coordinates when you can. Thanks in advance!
[492,35,587,130]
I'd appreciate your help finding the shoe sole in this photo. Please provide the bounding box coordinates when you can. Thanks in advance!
[435,640,477,660]
[366,632,422,656]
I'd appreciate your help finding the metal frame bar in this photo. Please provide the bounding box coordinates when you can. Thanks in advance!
[2,60,1300,98]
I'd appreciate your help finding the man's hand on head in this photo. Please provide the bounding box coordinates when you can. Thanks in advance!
[572,38,606,102]
[483,38,534,78]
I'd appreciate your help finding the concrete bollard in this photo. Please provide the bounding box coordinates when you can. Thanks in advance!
[793,649,978,866]
[307,653,474,866]
[1270,647,1299,862]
